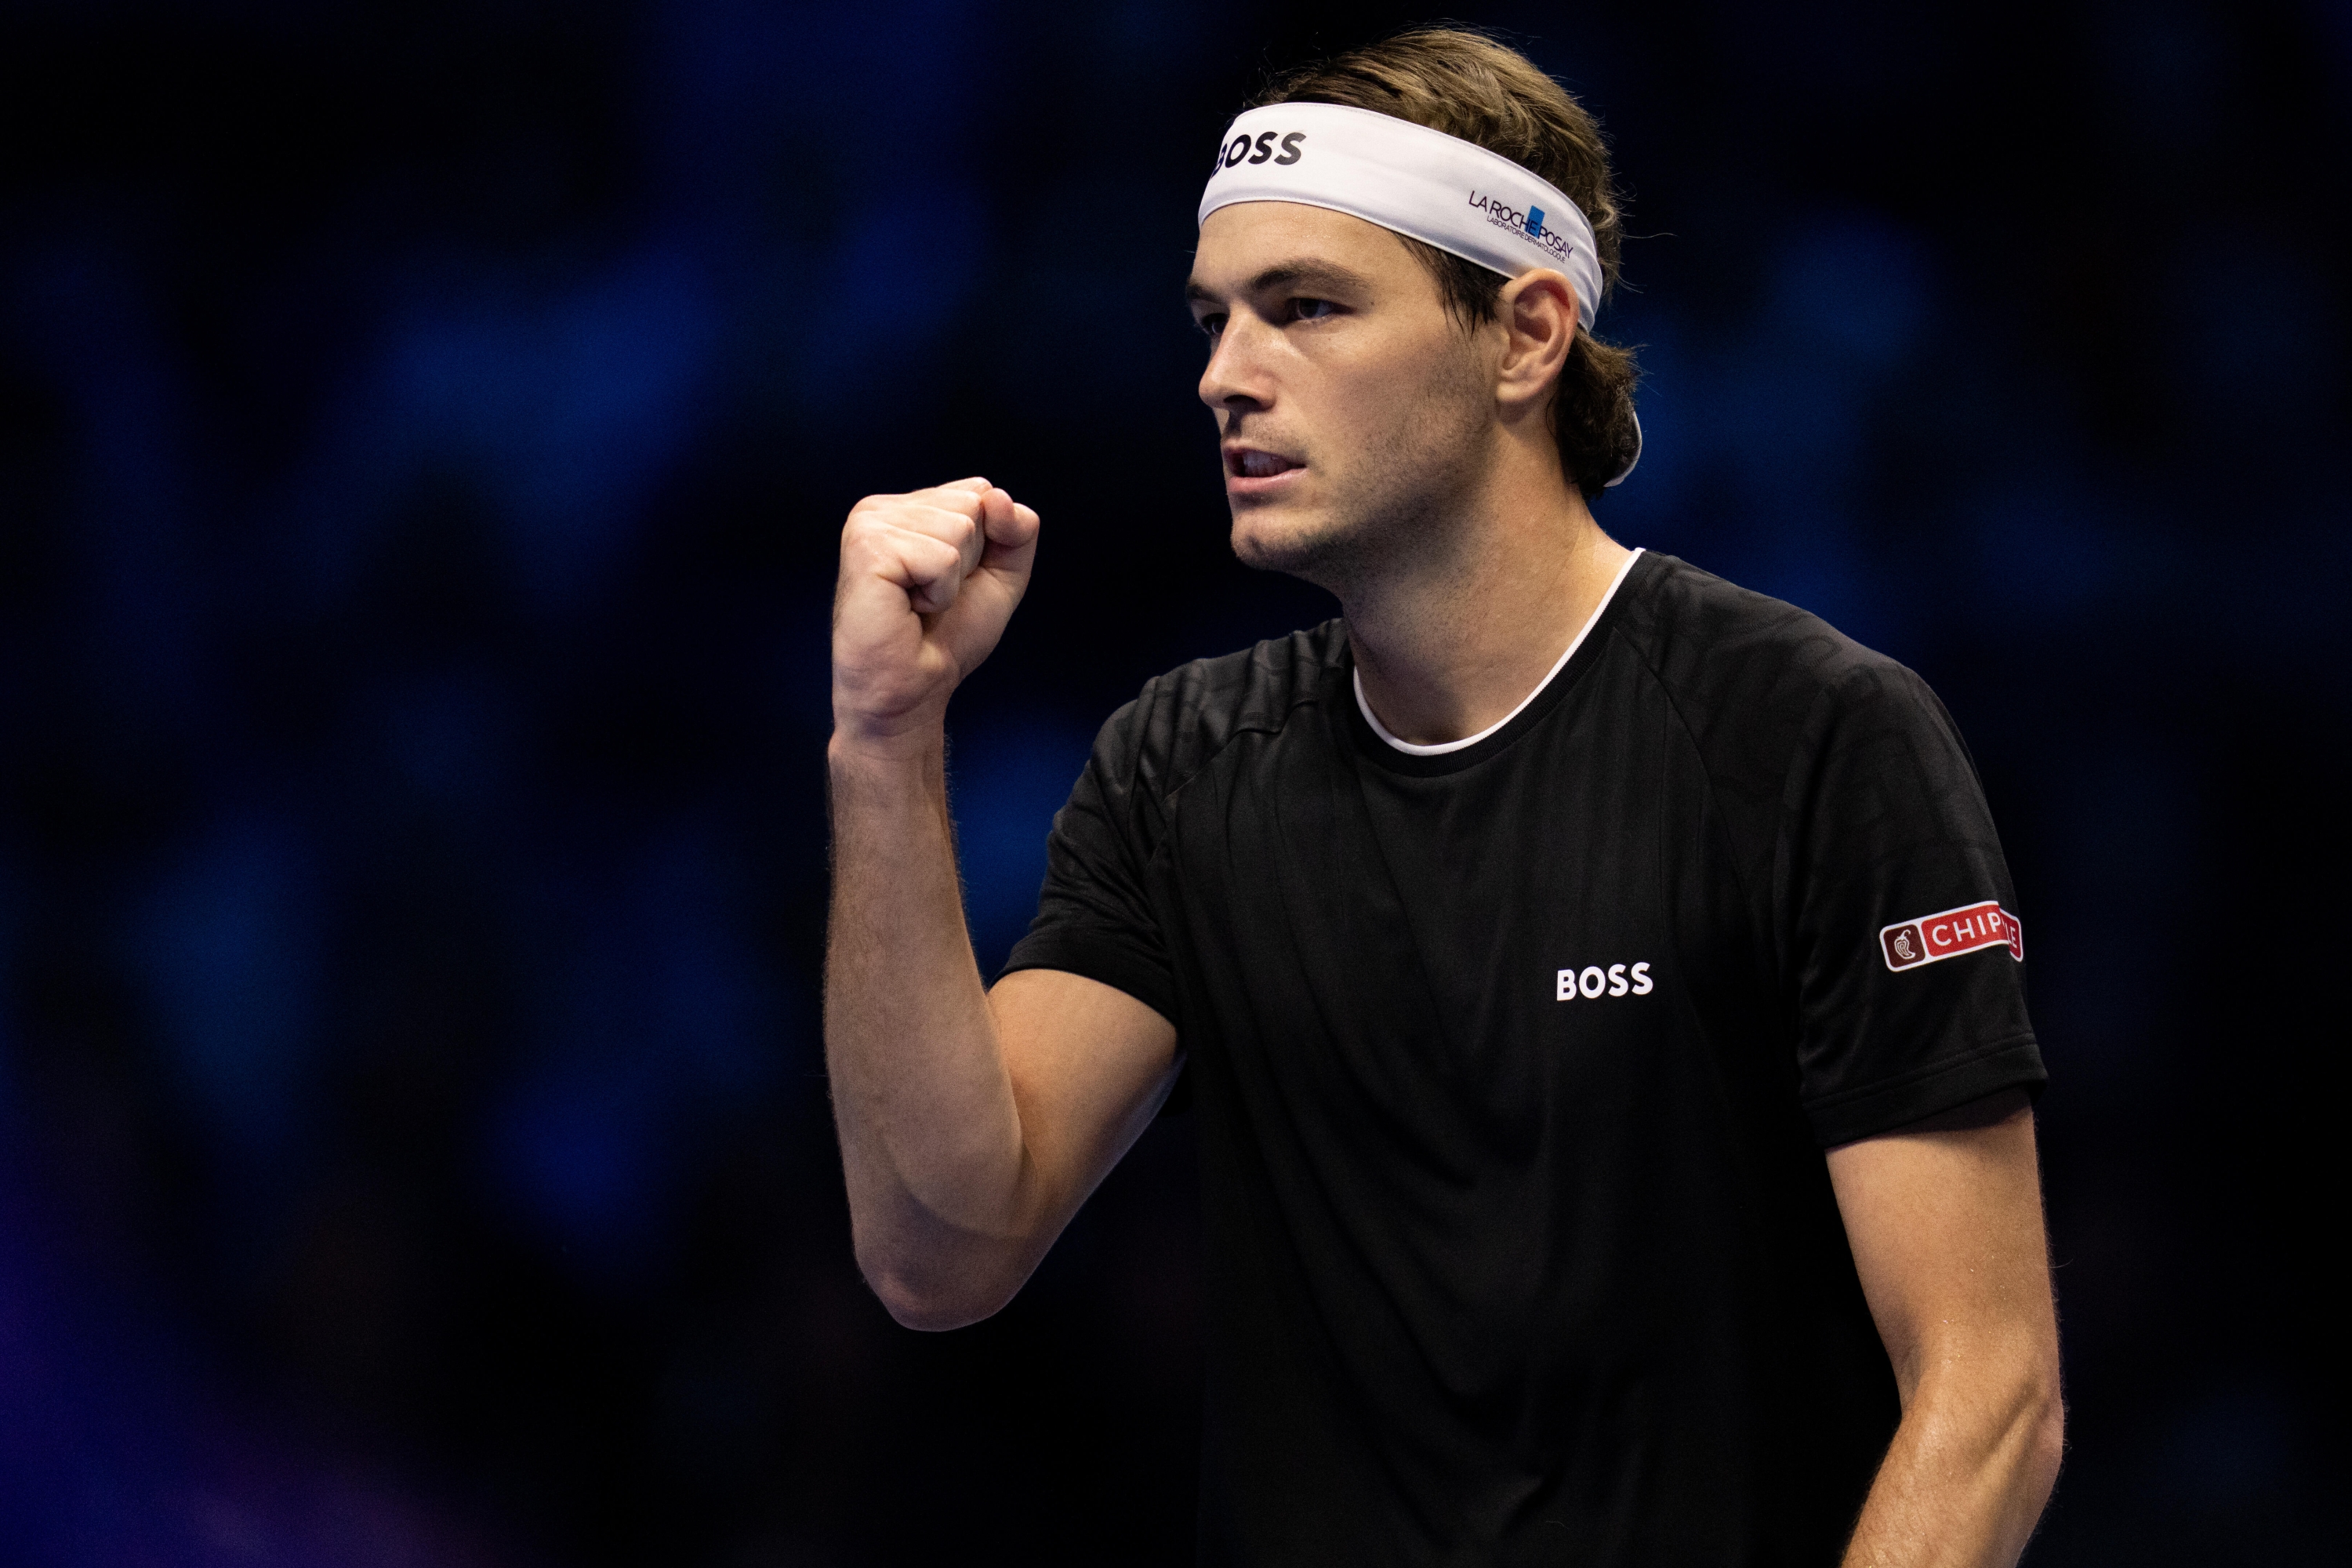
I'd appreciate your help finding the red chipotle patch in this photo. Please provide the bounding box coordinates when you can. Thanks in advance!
[1880,899,2024,972]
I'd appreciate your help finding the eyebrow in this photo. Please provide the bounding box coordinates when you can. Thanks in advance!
[1184,258,1377,307]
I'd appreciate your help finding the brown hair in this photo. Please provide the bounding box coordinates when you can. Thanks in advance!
[1247,28,1641,499]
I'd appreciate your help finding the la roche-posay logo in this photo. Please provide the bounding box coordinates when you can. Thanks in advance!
[1468,190,1576,266]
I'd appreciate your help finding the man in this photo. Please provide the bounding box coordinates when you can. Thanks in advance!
[826,27,2063,1567]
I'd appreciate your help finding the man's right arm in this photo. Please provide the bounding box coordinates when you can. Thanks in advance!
[825,479,1180,1330]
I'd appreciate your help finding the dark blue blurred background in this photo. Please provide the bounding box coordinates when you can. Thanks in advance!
[2,2,2345,1563]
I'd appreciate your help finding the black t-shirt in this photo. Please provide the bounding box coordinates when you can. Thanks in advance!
[1003,551,2044,1566]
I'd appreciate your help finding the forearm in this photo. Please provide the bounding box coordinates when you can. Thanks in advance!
[824,732,1040,1326]
[1841,1359,2064,1566]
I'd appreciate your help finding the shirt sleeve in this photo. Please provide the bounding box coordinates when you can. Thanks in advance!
[997,698,1180,1031]
[1783,661,2045,1146]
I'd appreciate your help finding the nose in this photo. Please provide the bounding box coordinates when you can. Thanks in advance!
[1198,312,1274,415]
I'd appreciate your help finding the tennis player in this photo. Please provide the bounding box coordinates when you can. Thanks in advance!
[826,28,2063,1565]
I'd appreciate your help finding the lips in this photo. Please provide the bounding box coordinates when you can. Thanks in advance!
[1227,447,1301,479]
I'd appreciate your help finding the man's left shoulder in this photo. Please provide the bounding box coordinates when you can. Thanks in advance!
[1610,551,1946,759]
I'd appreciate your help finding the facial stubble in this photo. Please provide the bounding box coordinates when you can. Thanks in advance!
[1226,333,1498,599]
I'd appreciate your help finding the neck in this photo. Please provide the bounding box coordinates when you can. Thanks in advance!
[1338,461,1632,748]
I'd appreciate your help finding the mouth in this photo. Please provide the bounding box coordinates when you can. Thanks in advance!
[1225,446,1304,488]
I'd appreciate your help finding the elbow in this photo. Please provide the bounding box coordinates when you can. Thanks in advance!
[2005,1345,2067,1509]
[868,1271,1011,1333]
[2027,1372,2068,1495]
[854,1235,1024,1332]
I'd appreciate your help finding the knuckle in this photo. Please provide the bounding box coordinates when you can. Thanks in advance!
[848,493,917,528]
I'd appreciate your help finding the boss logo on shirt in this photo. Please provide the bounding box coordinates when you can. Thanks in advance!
[1555,962,1653,1000]
[1880,900,2024,972]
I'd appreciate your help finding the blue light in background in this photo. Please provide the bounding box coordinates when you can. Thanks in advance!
[948,718,1098,975]
[2028,745,2197,1086]
[1968,474,2142,624]
[495,1054,668,1276]
[1772,214,1934,374]
[382,667,518,815]
[1711,214,1936,495]
[390,246,719,612]
[489,818,787,1279]
[0,859,15,1110]
[0,1176,519,1562]
[131,812,323,1163]
[2180,241,2340,433]
[1592,303,1693,539]
[9,236,211,737]
[790,183,988,416]
[1628,212,1946,651]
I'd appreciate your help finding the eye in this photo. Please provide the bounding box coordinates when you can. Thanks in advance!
[1287,297,1338,322]
[1195,310,1227,340]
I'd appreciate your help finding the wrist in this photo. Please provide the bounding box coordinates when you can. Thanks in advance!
[827,720,946,777]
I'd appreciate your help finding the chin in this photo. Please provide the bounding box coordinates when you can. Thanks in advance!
[1229,507,1346,579]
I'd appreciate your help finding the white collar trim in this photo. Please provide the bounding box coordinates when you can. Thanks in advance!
[1353,547,1642,757]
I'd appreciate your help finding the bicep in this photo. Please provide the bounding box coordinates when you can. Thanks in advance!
[989,967,1181,1225]
[1825,1091,2058,1402]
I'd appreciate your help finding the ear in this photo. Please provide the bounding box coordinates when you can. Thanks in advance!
[1493,268,1578,416]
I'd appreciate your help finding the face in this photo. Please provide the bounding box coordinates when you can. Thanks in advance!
[1187,202,1499,586]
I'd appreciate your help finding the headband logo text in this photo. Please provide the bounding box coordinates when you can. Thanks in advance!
[1468,191,1575,267]
[1217,130,1307,172]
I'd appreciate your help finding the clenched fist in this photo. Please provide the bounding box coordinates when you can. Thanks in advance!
[831,477,1041,755]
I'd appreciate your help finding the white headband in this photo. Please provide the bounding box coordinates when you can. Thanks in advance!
[1198,102,1637,487]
